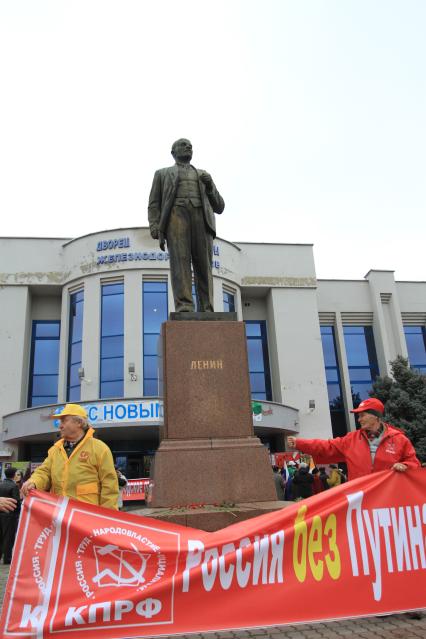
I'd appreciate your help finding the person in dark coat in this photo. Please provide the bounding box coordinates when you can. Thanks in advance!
[0,466,21,564]
[311,467,324,494]
[284,461,297,500]
[292,463,314,499]
[272,466,285,500]
[319,467,330,491]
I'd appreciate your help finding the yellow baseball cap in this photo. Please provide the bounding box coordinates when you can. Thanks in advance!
[50,403,88,419]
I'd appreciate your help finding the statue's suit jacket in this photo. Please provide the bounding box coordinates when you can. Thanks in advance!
[148,165,225,238]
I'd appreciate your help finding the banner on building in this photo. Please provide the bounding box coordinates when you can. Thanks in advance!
[122,478,150,501]
[1,470,426,638]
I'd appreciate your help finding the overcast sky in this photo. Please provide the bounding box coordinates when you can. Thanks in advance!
[1,1,425,280]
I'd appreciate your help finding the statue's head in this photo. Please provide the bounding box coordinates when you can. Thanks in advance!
[171,138,193,162]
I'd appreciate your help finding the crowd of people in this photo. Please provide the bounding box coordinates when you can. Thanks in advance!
[273,461,347,501]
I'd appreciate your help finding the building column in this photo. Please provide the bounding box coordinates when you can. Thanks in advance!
[80,276,101,401]
[365,270,408,376]
[57,286,71,403]
[266,287,332,439]
[212,276,223,312]
[167,273,175,314]
[0,286,31,414]
[334,312,356,431]
[235,286,243,320]
[124,271,143,397]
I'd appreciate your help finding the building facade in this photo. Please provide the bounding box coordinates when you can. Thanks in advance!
[1,229,425,477]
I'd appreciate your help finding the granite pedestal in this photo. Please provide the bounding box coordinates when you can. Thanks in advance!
[133,501,293,532]
[149,319,277,522]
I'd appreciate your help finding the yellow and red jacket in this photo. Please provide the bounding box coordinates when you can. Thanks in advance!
[30,428,118,509]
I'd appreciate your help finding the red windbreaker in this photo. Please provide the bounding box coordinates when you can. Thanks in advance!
[295,423,420,481]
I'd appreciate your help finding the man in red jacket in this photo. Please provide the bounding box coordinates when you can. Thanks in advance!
[287,398,420,481]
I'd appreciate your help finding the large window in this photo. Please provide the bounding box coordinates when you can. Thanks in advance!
[404,326,426,373]
[223,289,236,313]
[143,281,168,396]
[343,326,379,407]
[28,321,60,407]
[320,326,347,437]
[67,290,84,401]
[100,283,124,398]
[245,320,272,400]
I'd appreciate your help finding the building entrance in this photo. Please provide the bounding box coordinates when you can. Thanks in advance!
[114,453,154,479]
[126,456,144,478]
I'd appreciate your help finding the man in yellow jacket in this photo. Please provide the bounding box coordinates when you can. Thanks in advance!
[22,404,118,510]
[326,464,343,488]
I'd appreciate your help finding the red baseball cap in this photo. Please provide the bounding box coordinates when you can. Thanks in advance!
[350,398,384,415]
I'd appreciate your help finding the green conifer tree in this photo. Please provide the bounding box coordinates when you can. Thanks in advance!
[370,356,426,462]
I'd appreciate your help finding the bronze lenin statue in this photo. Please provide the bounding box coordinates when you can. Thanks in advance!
[148,139,225,312]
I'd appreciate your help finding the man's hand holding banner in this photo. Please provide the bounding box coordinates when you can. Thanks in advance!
[1,469,425,638]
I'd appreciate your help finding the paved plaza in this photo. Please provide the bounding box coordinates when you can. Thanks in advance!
[0,565,425,639]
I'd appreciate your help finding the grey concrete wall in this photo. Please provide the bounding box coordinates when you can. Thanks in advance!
[0,238,65,286]
[0,287,32,458]
[317,280,371,310]
[396,281,426,312]
[0,287,31,415]
[31,295,62,320]
[237,243,316,283]
[267,287,332,439]
[241,296,268,321]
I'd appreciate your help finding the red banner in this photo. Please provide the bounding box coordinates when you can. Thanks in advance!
[122,478,149,501]
[1,469,426,638]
